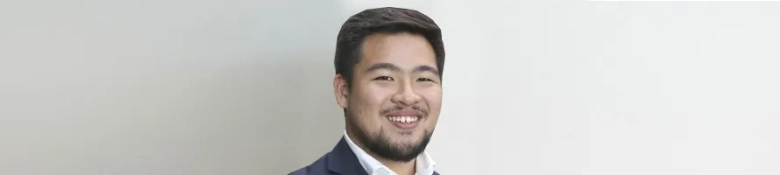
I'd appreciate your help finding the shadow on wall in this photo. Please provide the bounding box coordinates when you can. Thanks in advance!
[253,52,345,173]
[244,1,348,173]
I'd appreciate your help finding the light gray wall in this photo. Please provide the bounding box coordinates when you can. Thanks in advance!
[2,0,779,175]
[0,0,345,174]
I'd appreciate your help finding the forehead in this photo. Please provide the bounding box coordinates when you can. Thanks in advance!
[359,32,436,67]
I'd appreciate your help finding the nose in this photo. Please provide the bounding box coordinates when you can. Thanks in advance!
[391,79,422,106]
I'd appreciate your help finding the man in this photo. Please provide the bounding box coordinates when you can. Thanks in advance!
[289,7,446,175]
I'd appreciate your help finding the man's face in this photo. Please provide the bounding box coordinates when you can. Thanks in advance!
[335,32,442,162]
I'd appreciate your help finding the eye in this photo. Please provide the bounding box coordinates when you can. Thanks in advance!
[417,78,434,82]
[373,76,394,81]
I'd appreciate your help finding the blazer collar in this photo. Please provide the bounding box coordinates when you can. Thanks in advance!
[327,137,369,175]
[326,136,440,175]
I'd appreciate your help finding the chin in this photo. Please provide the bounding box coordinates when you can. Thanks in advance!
[387,134,424,144]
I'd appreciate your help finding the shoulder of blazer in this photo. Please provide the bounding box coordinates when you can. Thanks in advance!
[288,137,367,175]
[288,153,328,175]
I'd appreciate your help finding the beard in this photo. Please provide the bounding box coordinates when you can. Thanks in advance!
[346,114,434,162]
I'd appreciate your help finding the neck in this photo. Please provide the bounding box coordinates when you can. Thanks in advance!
[345,128,418,175]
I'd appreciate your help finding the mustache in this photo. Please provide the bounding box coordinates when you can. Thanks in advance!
[379,105,429,117]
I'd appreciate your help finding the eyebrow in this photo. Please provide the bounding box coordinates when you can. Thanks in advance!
[413,65,440,76]
[365,63,400,72]
[365,62,439,76]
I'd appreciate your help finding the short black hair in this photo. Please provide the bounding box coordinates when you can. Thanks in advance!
[334,7,445,88]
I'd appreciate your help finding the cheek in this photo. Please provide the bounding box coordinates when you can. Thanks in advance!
[423,89,442,117]
[420,88,443,107]
[359,85,396,106]
[420,89,443,124]
[351,86,394,119]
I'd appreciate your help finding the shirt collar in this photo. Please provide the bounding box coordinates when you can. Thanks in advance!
[343,130,436,175]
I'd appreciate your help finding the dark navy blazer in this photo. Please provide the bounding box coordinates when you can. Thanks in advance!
[288,137,440,175]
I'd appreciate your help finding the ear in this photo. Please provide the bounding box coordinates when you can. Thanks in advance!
[333,74,349,108]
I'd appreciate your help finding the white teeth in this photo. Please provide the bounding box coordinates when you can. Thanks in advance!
[388,116,419,123]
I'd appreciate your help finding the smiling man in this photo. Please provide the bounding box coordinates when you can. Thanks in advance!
[289,7,445,175]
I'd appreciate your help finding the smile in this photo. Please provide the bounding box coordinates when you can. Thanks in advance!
[386,115,421,129]
[387,116,419,123]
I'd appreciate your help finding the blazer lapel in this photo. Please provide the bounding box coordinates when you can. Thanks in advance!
[327,137,369,175]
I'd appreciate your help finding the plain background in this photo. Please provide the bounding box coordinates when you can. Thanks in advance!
[1,0,779,174]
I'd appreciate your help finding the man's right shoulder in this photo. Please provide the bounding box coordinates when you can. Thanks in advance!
[287,153,331,175]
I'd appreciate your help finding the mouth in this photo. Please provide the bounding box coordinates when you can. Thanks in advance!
[384,110,423,130]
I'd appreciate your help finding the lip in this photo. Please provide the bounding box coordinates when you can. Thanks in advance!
[387,110,423,117]
[384,110,424,130]
[389,119,419,129]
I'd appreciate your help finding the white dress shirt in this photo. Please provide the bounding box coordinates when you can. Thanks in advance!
[343,131,437,175]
